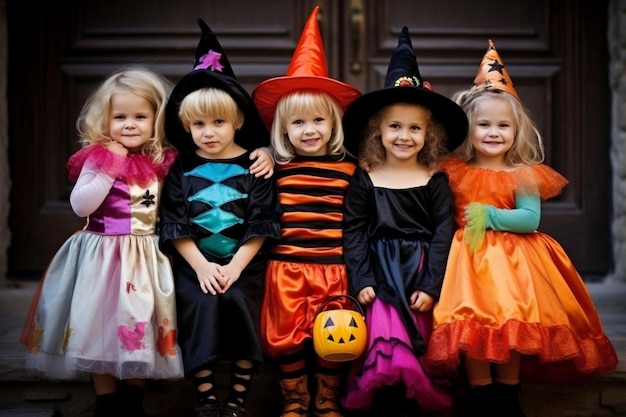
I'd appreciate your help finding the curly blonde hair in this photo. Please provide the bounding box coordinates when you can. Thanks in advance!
[75,66,173,163]
[358,103,449,170]
[270,90,347,164]
[452,88,544,165]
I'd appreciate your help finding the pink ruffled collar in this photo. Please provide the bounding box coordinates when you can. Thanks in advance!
[67,144,177,187]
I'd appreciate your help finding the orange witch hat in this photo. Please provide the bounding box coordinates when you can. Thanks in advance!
[252,6,361,129]
[473,39,519,100]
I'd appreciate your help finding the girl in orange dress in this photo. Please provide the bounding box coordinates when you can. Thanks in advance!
[426,40,618,417]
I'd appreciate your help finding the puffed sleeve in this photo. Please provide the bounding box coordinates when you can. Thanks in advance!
[418,172,455,299]
[158,158,195,255]
[240,175,282,244]
[342,168,377,296]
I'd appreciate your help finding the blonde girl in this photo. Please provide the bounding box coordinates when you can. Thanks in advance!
[426,40,618,417]
[252,7,361,417]
[21,66,184,417]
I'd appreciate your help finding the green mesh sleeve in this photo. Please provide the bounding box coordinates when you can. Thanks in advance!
[485,194,541,232]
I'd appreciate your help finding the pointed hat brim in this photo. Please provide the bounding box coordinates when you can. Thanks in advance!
[252,6,361,129]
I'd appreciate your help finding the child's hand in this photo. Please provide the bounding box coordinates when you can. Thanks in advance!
[104,139,128,157]
[410,290,434,312]
[195,261,225,295]
[463,203,488,253]
[357,286,376,305]
[249,147,275,179]
[216,262,243,293]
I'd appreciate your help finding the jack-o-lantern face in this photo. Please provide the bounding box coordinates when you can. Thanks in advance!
[313,305,367,362]
[321,315,360,344]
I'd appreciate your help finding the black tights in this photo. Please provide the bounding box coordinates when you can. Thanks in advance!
[193,360,256,407]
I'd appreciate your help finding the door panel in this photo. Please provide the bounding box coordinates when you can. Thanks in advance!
[341,0,609,278]
[8,0,610,278]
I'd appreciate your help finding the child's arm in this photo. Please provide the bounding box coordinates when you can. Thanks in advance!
[249,147,275,179]
[464,194,541,252]
[69,164,115,217]
[343,169,377,296]
[172,237,225,296]
[219,236,266,292]
[466,194,541,233]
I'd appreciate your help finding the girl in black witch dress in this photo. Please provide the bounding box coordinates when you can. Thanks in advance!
[158,19,281,417]
[340,27,468,417]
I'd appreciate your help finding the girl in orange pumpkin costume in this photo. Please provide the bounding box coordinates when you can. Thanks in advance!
[426,40,618,417]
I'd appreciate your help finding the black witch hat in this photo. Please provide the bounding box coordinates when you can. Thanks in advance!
[164,19,269,154]
[342,27,468,157]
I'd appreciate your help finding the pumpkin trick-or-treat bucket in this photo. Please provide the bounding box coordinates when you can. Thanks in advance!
[313,294,367,362]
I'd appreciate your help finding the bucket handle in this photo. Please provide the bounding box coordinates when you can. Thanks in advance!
[315,294,365,317]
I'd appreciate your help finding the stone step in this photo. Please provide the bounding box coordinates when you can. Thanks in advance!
[0,410,58,417]
[1,280,626,416]
[2,375,626,417]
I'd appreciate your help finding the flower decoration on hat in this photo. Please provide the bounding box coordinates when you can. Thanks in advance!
[394,76,421,87]
[195,50,224,72]
[252,6,361,129]
[473,39,519,100]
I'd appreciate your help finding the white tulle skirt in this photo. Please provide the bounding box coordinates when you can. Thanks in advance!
[22,231,184,380]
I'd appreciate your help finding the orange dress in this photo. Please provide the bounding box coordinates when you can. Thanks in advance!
[426,157,618,383]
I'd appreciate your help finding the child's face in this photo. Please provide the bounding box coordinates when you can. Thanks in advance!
[108,91,155,153]
[470,96,515,165]
[284,109,333,157]
[189,116,239,159]
[378,103,428,163]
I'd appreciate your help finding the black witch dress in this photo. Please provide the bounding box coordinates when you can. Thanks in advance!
[341,168,455,411]
[159,151,281,374]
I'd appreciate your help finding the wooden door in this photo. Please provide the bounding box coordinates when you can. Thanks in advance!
[8,0,610,279]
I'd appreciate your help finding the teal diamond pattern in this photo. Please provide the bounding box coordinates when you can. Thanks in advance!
[188,183,248,207]
[185,161,249,258]
[190,208,243,234]
[197,234,239,257]
[184,162,248,182]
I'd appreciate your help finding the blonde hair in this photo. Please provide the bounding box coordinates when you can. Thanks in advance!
[270,90,346,163]
[76,66,173,163]
[359,103,449,170]
[178,88,244,133]
[453,88,544,165]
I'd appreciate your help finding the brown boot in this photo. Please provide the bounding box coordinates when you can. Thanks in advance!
[280,375,310,417]
[313,373,343,417]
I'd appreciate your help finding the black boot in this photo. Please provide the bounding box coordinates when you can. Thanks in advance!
[494,383,527,417]
[94,392,119,417]
[460,384,496,417]
[373,384,408,417]
[119,383,147,417]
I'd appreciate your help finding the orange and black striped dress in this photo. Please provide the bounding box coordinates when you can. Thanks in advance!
[260,154,356,359]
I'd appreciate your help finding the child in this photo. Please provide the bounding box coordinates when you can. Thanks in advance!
[158,19,282,417]
[426,40,619,417]
[339,27,468,417]
[20,66,184,417]
[251,6,361,417]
